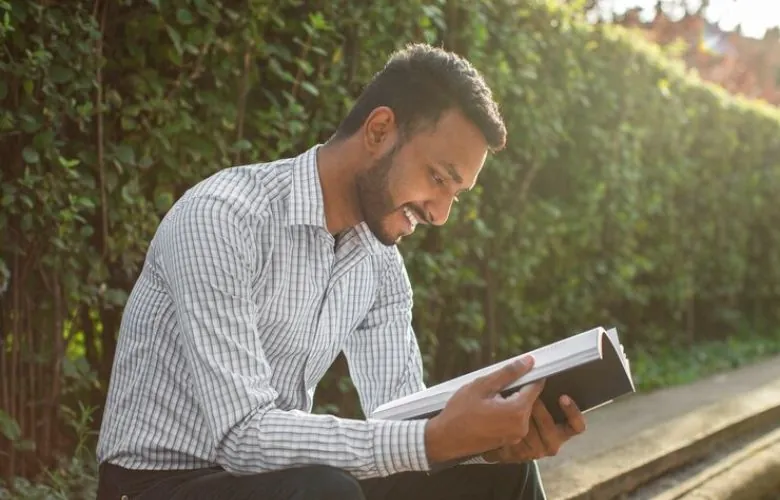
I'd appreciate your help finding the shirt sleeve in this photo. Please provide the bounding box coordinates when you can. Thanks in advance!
[343,247,427,416]
[343,248,494,468]
[156,195,430,479]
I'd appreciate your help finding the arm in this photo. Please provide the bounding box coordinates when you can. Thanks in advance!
[343,248,426,417]
[344,249,494,466]
[343,252,546,466]
[157,195,430,479]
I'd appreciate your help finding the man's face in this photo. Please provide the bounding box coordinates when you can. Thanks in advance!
[356,108,489,246]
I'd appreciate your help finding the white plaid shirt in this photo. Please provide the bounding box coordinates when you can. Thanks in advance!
[96,145,433,479]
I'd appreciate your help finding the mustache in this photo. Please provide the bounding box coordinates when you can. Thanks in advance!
[404,203,430,225]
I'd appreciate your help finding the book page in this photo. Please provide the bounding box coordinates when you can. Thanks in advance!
[372,326,608,419]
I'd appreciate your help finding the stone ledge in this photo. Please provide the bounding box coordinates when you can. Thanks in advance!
[653,427,780,500]
[542,378,780,499]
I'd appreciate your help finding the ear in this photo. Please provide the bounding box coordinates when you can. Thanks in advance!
[362,106,398,156]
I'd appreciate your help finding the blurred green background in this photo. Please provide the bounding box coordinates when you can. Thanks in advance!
[2,0,780,497]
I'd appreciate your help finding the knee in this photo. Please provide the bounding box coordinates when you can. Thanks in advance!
[295,466,364,500]
[490,461,545,498]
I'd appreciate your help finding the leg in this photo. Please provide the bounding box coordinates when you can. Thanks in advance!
[98,462,365,500]
[360,461,547,500]
[160,466,365,500]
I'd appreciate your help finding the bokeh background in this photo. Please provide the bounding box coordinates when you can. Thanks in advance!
[2,0,780,497]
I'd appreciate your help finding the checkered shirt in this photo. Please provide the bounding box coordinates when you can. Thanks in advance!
[96,145,433,479]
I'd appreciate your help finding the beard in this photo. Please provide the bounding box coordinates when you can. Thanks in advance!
[355,146,401,246]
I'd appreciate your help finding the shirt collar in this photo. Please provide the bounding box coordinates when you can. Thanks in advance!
[287,144,328,229]
[287,144,388,256]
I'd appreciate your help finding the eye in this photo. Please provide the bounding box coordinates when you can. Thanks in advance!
[431,171,445,185]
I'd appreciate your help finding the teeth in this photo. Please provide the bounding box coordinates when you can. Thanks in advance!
[403,206,418,229]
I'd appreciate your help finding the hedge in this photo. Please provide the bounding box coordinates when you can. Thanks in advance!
[1,0,780,481]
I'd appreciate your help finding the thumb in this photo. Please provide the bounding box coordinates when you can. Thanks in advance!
[472,356,535,396]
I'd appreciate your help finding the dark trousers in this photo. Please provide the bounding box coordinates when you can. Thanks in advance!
[97,461,547,500]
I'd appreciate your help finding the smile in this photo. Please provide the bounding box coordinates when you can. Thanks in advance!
[403,206,419,231]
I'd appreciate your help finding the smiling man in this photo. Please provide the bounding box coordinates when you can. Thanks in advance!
[96,43,586,500]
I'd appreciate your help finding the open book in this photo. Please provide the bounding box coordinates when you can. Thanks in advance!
[372,326,635,424]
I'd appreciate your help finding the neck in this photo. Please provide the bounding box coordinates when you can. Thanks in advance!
[316,137,366,235]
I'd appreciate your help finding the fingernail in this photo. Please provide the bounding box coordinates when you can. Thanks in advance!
[561,395,571,406]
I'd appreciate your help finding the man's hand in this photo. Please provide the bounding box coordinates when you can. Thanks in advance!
[481,395,586,463]
[424,356,545,465]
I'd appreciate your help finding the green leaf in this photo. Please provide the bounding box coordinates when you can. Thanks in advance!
[121,116,137,131]
[62,357,79,380]
[155,191,174,212]
[139,156,153,169]
[50,65,73,84]
[14,439,35,452]
[121,183,135,204]
[33,130,54,149]
[166,25,183,55]
[76,196,96,210]
[300,81,319,96]
[176,8,193,25]
[22,147,39,164]
[104,288,129,307]
[19,113,40,133]
[0,410,21,441]
[114,144,135,165]
[58,156,80,169]
[20,213,32,231]
[232,139,252,151]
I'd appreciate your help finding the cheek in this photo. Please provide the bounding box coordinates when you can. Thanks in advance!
[388,165,431,203]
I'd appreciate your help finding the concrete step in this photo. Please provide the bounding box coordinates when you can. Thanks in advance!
[650,426,780,500]
[540,355,780,499]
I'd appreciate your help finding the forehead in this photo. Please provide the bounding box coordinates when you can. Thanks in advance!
[403,109,489,186]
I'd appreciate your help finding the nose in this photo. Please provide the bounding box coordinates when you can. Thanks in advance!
[425,197,455,226]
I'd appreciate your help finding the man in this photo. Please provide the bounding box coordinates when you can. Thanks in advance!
[96,43,586,500]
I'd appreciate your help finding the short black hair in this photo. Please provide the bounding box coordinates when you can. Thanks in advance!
[333,43,506,152]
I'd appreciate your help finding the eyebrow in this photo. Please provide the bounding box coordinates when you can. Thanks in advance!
[441,161,464,184]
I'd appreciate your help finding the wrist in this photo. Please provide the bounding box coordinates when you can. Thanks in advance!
[424,415,454,465]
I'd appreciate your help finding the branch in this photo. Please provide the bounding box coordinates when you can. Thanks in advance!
[165,39,212,102]
[234,47,251,166]
[95,0,109,258]
[518,161,542,209]
[290,31,313,101]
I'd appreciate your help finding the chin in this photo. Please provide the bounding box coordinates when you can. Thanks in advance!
[365,218,403,247]
[375,228,403,247]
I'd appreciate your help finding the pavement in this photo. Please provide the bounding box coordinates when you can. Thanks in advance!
[653,426,780,500]
[537,353,780,497]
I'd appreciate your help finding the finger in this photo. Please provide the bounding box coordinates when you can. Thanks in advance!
[472,356,534,395]
[498,445,514,463]
[501,441,532,464]
[511,378,546,403]
[503,379,545,412]
[560,395,587,436]
[531,399,563,456]
[482,447,503,463]
[502,380,545,441]
[522,411,547,458]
